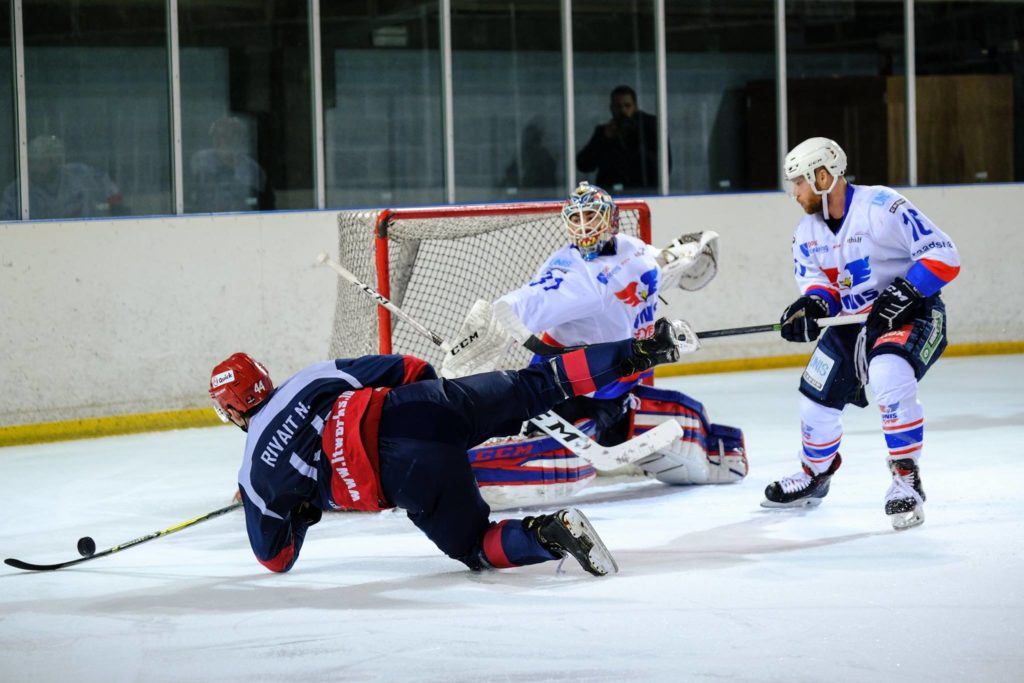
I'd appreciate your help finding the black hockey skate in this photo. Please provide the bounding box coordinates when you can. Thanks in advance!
[761,453,842,508]
[885,458,926,530]
[525,508,619,576]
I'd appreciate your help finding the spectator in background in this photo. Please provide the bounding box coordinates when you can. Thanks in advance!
[187,116,274,213]
[1,134,125,220]
[576,85,668,195]
[501,121,558,195]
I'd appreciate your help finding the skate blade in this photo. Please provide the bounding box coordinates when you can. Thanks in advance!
[760,497,824,509]
[562,509,619,576]
[889,506,925,531]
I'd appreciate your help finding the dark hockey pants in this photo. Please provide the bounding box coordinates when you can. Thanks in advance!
[375,339,634,568]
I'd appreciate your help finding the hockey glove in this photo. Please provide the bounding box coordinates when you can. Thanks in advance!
[780,295,830,342]
[866,277,923,334]
[621,318,689,374]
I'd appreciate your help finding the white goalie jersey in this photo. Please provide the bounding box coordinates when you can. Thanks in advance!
[499,232,663,347]
[441,230,715,381]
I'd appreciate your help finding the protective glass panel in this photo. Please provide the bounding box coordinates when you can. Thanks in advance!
[782,1,907,188]
[21,0,171,219]
[452,0,565,203]
[914,1,1024,184]
[572,1,659,197]
[321,1,444,209]
[665,1,776,193]
[0,7,16,220]
[179,0,312,213]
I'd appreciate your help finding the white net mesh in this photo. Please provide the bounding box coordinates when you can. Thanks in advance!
[329,202,648,369]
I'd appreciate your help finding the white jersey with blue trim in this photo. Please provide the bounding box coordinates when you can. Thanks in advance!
[497,233,662,346]
[792,184,961,315]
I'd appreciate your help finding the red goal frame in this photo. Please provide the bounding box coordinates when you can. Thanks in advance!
[369,200,652,354]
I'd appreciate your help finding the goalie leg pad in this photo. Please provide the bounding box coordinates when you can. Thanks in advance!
[468,431,597,510]
[628,385,748,485]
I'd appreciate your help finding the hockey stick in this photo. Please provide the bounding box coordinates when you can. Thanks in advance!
[4,502,241,572]
[696,313,867,339]
[315,253,682,470]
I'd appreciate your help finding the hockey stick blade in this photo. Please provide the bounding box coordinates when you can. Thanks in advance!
[696,313,867,339]
[4,502,241,572]
[577,419,679,473]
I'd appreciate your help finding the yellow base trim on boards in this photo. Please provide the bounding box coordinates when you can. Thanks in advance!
[2,341,1021,448]
[0,408,223,448]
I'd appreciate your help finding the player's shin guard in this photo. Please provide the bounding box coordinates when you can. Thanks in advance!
[799,395,843,475]
[478,519,559,570]
[871,354,926,529]
[872,354,925,464]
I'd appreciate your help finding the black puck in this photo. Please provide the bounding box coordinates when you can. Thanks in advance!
[77,536,96,557]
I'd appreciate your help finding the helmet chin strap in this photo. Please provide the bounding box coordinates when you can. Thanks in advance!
[810,172,840,220]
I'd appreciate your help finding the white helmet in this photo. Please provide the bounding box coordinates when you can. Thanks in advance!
[783,137,846,218]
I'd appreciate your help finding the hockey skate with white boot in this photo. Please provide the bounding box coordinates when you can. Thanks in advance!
[761,454,842,508]
[525,508,618,576]
[885,458,926,530]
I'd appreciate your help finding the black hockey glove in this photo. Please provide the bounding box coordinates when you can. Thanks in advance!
[621,318,680,374]
[780,295,830,342]
[866,277,923,334]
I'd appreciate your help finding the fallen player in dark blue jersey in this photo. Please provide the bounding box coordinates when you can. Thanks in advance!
[211,319,685,577]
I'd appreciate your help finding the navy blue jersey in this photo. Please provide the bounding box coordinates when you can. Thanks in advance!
[238,355,433,571]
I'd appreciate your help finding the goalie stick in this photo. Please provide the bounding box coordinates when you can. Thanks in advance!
[316,252,683,470]
[4,502,241,572]
[696,313,868,339]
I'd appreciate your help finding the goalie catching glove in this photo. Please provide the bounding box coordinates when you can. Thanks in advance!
[657,231,719,292]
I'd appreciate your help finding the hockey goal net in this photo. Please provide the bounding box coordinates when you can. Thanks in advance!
[328,200,652,369]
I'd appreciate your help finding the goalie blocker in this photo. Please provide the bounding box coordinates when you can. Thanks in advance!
[467,385,747,509]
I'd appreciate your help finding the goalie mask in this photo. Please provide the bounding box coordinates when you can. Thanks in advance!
[562,181,619,261]
[209,352,273,422]
[783,137,846,219]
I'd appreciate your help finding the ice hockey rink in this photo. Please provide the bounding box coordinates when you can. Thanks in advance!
[1,354,1021,683]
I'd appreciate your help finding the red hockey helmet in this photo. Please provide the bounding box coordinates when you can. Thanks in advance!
[209,353,273,422]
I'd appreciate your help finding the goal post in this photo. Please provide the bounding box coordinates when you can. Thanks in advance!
[329,199,652,369]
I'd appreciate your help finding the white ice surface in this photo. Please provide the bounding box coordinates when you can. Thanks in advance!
[1,355,1022,682]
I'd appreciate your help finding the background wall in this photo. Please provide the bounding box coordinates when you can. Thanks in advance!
[1,184,1020,428]
[647,183,1020,362]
